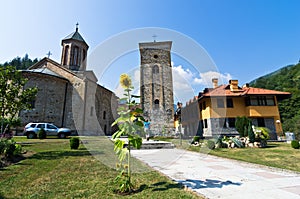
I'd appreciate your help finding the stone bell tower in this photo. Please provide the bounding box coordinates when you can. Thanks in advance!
[139,41,174,135]
[61,24,89,71]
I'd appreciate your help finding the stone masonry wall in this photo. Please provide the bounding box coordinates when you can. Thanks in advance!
[140,41,174,135]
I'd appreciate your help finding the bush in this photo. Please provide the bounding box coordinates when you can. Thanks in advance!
[291,140,300,149]
[254,127,270,141]
[0,139,21,157]
[193,136,200,143]
[206,140,215,150]
[37,128,46,139]
[235,116,251,137]
[70,137,80,149]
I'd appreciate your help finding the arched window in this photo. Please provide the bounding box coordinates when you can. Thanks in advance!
[73,46,79,66]
[153,65,159,74]
[63,45,69,65]
[103,111,106,120]
[154,99,159,109]
[82,49,86,62]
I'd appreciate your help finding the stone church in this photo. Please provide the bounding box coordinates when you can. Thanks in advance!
[20,26,118,135]
[139,41,174,135]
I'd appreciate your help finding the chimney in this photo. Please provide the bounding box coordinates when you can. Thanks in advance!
[229,80,239,91]
[212,78,218,88]
[242,83,250,88]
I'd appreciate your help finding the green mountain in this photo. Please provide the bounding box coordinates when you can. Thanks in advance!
[250,62,300,137]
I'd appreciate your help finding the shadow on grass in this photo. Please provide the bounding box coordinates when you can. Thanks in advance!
[133,181,183,194]
[28,150,103,160]
[264,144,279,148]
[150,181,184,192]
[178,178,242,189]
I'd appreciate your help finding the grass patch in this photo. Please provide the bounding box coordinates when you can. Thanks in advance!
[209,142,300,172]
[0,136,201,199]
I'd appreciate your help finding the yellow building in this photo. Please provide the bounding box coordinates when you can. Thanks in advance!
[181,79,290,139]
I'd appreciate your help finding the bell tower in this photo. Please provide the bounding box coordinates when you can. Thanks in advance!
[139,41,174,135]
[61,23,89,71]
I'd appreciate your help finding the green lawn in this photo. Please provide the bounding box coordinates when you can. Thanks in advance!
[154,137,300,173]
[0,136,201,199]
[209,142,300,172]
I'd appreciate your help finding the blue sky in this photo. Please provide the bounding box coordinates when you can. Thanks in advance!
[1,0,300,103]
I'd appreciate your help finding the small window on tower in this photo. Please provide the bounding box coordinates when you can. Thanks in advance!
[153,65,159,74]
[154,99,159,109]
[154,54,158,59]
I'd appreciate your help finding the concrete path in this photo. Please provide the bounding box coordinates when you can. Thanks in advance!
[131,148,300,199]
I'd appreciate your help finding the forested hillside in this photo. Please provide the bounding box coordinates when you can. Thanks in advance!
[0,54,39,70]
[250,62,300,137]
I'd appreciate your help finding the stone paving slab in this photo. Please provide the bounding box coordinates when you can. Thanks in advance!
[131,148,300,199]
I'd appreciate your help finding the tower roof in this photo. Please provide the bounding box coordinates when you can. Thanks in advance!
[62,24,87,44]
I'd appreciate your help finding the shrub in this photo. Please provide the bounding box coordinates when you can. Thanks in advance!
[193,136,200,143]
[70,137,80,149]
[206,140,215,150]
[37,128,46,139]
[0,139,21,158]
[255,127,270,141]
[235,116,251,137]
[291,140,300,149]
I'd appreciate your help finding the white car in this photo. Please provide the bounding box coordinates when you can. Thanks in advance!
[24,123,71,139]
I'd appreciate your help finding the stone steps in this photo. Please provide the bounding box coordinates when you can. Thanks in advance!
[139,140,175,149]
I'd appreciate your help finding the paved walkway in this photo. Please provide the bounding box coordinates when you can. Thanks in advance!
[131,148,300,199]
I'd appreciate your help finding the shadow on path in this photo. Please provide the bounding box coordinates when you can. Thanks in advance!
[178,178,242,189]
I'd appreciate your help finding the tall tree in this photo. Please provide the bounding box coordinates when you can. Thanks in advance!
[0,54,39,70]
[0,66,37,134]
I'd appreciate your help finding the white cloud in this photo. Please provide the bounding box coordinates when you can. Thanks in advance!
[114,68,140,99]
[172,65,233,103]
[194,71,232,86]
[115,65,233,105]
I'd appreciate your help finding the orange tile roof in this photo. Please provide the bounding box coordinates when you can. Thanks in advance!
[199,84,291,99]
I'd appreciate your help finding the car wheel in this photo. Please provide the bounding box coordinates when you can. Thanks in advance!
[27,132,36,139]
[58,133,66,139]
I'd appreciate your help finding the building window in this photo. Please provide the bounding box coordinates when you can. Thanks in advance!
[217,98,224,108]
[219,118,226,128]
[72,46,79,66]
[246,96,275,106]
[103,111,106,120]
[63,45,69,65]
[204,119,208,128]
[266,96,275,106]
[228,118,236,128]
[82,49,86,62]
[257,118,265,127]
[154,99,159,109]
[226,98,233,108]
[153,65,159,74]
